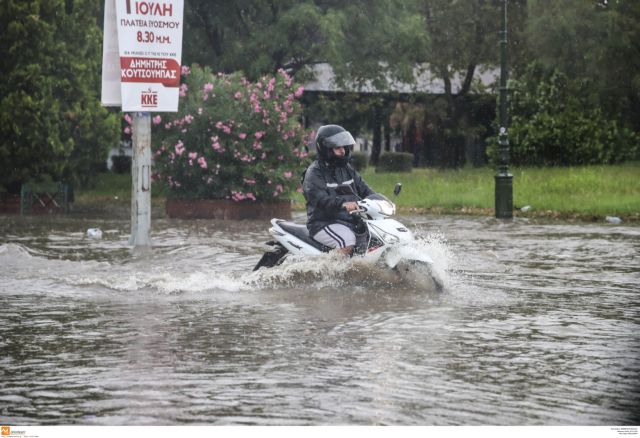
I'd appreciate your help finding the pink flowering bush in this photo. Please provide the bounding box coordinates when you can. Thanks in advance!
[142,64,311,201]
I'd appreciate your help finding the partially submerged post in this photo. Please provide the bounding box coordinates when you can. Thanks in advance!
[129,112,152,246]
[494,0,513,219]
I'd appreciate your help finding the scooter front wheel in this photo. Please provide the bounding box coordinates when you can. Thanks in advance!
[394,260,444,293]
[253,242,288,271]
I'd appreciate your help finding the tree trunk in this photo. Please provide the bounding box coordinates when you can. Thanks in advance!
[370,105,382,166]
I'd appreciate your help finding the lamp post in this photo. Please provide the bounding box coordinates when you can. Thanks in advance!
[495,0,513,219]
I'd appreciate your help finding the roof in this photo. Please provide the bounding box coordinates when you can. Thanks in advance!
[303,63,499,95]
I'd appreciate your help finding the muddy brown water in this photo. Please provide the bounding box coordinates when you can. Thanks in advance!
[0,213,638,425]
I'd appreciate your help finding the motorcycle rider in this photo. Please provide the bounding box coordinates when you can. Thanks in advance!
[303,124,377,256]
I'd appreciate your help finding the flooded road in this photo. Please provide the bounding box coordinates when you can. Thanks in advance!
[1,213,638,425]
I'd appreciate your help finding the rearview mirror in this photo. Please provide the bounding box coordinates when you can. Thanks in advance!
[393,183,402,196]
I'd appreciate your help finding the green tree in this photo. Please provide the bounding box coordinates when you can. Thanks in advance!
[524,0,640,137]
[488,63,639,166]
[0,0,119,192]
[184,0,326,79]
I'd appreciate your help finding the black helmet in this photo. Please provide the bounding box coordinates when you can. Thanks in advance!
[315,124,355,165]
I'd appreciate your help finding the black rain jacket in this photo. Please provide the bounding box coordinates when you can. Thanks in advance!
[302,160,375,236]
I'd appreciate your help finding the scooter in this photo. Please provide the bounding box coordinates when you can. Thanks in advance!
[253,183,444,293]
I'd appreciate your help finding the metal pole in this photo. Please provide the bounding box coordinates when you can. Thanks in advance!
[495,0,513,219]
[129,112,152,246]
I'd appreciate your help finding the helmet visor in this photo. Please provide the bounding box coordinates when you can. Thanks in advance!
[323,131,355,148]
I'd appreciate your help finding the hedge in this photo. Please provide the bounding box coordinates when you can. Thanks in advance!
[375,152,413,173]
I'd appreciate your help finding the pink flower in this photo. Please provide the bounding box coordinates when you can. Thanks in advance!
[152,115,162,125]
[238,133,247,140]
[188,151,197,165]
[254,131,265,139]
[244,178,256,185]
[246,193,256,201]
[203,83,214,93]
[174,140,185,155]
[179,83,188,97]
[294,86,304,97]
[197,156,208,169]
[181,65,191,76]
[124,114,133,124]
[234,91,242,100]
[231,191,246,202]
[283,171,292,178]
[124,126,131,135]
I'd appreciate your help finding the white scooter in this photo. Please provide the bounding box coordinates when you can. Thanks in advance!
[253,183,444,293]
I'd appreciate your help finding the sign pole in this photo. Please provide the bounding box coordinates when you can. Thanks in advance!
[129,112,152,247]
[101,0,184,248]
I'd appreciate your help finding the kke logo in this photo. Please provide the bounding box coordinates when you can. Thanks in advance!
[141,89,158,107]
[1,426,9,436]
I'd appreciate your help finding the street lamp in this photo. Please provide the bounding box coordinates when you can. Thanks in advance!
[495,0,513,219]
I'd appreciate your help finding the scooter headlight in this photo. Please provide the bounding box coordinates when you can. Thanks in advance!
[381,232,399,244]
[377,200,396,216]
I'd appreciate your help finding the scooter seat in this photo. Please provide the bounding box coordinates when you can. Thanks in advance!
[274,220,329,252]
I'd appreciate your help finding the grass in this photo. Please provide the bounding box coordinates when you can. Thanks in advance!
[76,163,640,222]
[308,163,640,221]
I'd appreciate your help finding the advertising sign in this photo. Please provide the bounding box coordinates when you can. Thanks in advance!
[101,0,121,106]
[101,0,184,112]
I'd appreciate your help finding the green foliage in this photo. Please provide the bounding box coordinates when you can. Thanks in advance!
[145,65,312,201]
[111,156,131,174]
[525,0,640,135]
[184,0,326,79]
[488,64,639,166]
[0,0,119,191]
[375,152,413,173]
[349,152,368,172]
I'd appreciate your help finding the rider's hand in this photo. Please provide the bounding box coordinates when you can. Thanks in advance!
[342,201,359,212]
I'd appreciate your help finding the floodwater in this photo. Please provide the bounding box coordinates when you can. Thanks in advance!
[0,212,638,426]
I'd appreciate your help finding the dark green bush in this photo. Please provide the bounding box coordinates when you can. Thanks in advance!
[375,152,413,173]
[350,152,368,171]
[111,155,132,174]
[488,64,639,166]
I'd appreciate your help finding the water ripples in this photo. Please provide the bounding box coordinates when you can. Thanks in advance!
[0,215,639,425]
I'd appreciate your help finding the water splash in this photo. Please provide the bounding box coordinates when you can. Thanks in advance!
[247,230,459,294]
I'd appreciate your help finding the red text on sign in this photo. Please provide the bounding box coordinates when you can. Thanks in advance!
[126,0,173,16]
[141,90,158,107]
